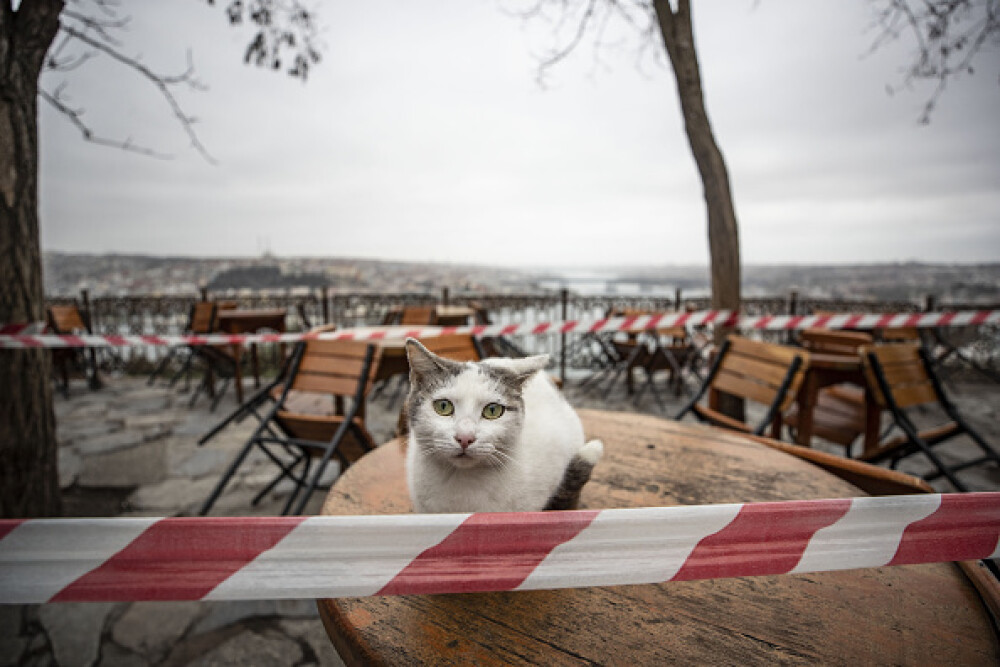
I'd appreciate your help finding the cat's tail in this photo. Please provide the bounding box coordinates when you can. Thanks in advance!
[544,439,604,511]
[578,439,604,465]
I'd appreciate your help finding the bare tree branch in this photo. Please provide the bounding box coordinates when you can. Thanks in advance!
[56,20,218,163]
[39,86,173,159]
[868,0,1000,122]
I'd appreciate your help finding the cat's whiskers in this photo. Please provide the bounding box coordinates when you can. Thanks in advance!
[486,447,513,471]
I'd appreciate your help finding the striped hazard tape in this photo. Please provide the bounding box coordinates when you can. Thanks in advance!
[1,492,998,604]
[1,309,998,349]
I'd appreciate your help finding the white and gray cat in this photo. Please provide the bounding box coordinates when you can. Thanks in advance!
[403,338,603,513]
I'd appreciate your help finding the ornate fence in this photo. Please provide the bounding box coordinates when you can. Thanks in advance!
[45,288,999,380]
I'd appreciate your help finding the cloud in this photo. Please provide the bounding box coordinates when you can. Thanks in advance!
[38,0,1000,267]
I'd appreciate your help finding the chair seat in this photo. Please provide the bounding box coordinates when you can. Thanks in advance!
[858,422,962,463]
[276,410,375,465]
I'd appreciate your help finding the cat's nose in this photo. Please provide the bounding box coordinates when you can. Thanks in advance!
[454,433,476,450]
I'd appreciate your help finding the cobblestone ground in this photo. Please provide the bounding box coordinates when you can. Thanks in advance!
[3,366,998,666]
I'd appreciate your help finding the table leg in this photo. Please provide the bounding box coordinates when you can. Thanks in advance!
[861,387,881,456]
[794,373,820,446]
[232,344,245,404]
[251,344,261,390]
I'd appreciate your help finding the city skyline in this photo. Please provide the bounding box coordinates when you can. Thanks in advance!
[38,1,1000,268]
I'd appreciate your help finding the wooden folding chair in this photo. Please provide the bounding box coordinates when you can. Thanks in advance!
[180,301,245,411]
[632,325,701,409]
[859,343,1000,492]
[198,339,382,515]
[676,336,810,437]
[149,300,218,387]
[400,305,436,325]
[47,303,101,395]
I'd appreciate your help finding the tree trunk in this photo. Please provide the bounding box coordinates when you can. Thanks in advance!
[0,1,66,518]
[652,0,743,419]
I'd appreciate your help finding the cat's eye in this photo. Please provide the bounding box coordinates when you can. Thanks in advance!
[432,399,454,416]
[482,403,505,420]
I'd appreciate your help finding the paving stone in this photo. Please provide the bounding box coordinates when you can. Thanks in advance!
[111,601,202,659]
[279,619,346,667]
[0,604,24,634]
[96,643,149,667]
[0,607,28,665]
[191,601,317,637]
[122,413,183,430]
[58,447,83,489]
[38,602,116,667]
[57,420,123,445]
[112,395,172,413]
[128,477,219,513]
[78,439,168,488]
[171,447,234,479]
[75,430,145,456]
[188,629,302,667]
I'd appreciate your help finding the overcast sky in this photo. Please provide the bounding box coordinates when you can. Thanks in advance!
[37,0,1000,269]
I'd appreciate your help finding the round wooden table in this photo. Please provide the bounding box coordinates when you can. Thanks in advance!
[317,411,998,665]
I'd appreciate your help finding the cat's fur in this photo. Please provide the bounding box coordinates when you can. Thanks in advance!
[404,339,603,513]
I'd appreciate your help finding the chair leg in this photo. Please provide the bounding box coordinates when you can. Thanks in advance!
[290,423,353,516]
[253,450,307,507]
[147,349,177,386]
[899,426,970,492]
[198,436,260,515]
[283,456,313,515]
[210,377,232,412]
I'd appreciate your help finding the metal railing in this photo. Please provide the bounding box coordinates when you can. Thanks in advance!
[45,287,999,381]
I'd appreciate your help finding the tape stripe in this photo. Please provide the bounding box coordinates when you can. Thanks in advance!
[671,498,852,581]
[0,518,157,604]
[889,493,1000,566]
[51,517,305,602]
[376,510,600,596]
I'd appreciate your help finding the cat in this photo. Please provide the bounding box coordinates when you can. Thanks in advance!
[403,338,603,513]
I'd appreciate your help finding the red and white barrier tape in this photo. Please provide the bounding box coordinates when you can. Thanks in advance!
[1,310,998,350]
[0,322,46,335]
[1,492,997,603]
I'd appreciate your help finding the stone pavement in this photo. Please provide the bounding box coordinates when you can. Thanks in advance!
[2,367,999,666]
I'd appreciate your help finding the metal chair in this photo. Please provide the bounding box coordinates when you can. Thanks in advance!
[676,335,810,437]
[198,338,382,515]
[859,343,1000,492]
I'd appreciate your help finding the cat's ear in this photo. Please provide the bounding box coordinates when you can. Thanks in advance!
[405,338,460,381]
[505,354,550,385]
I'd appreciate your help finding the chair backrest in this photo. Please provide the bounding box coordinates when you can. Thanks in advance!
[189,302,218,334]
[419,333,483,362]
[47,305,88,334]
[860,343,937,410]
[799,329,872,356]
[400,305,436,325]
[290,339,382,398]
[881,327,922,343]
[713,336,810,413]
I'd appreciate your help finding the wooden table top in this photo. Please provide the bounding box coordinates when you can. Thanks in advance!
[807,350,864,372]
[216,308,287,333]
[317,411,998,665]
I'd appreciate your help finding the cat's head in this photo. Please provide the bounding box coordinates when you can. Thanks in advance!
[404,338,549,470]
